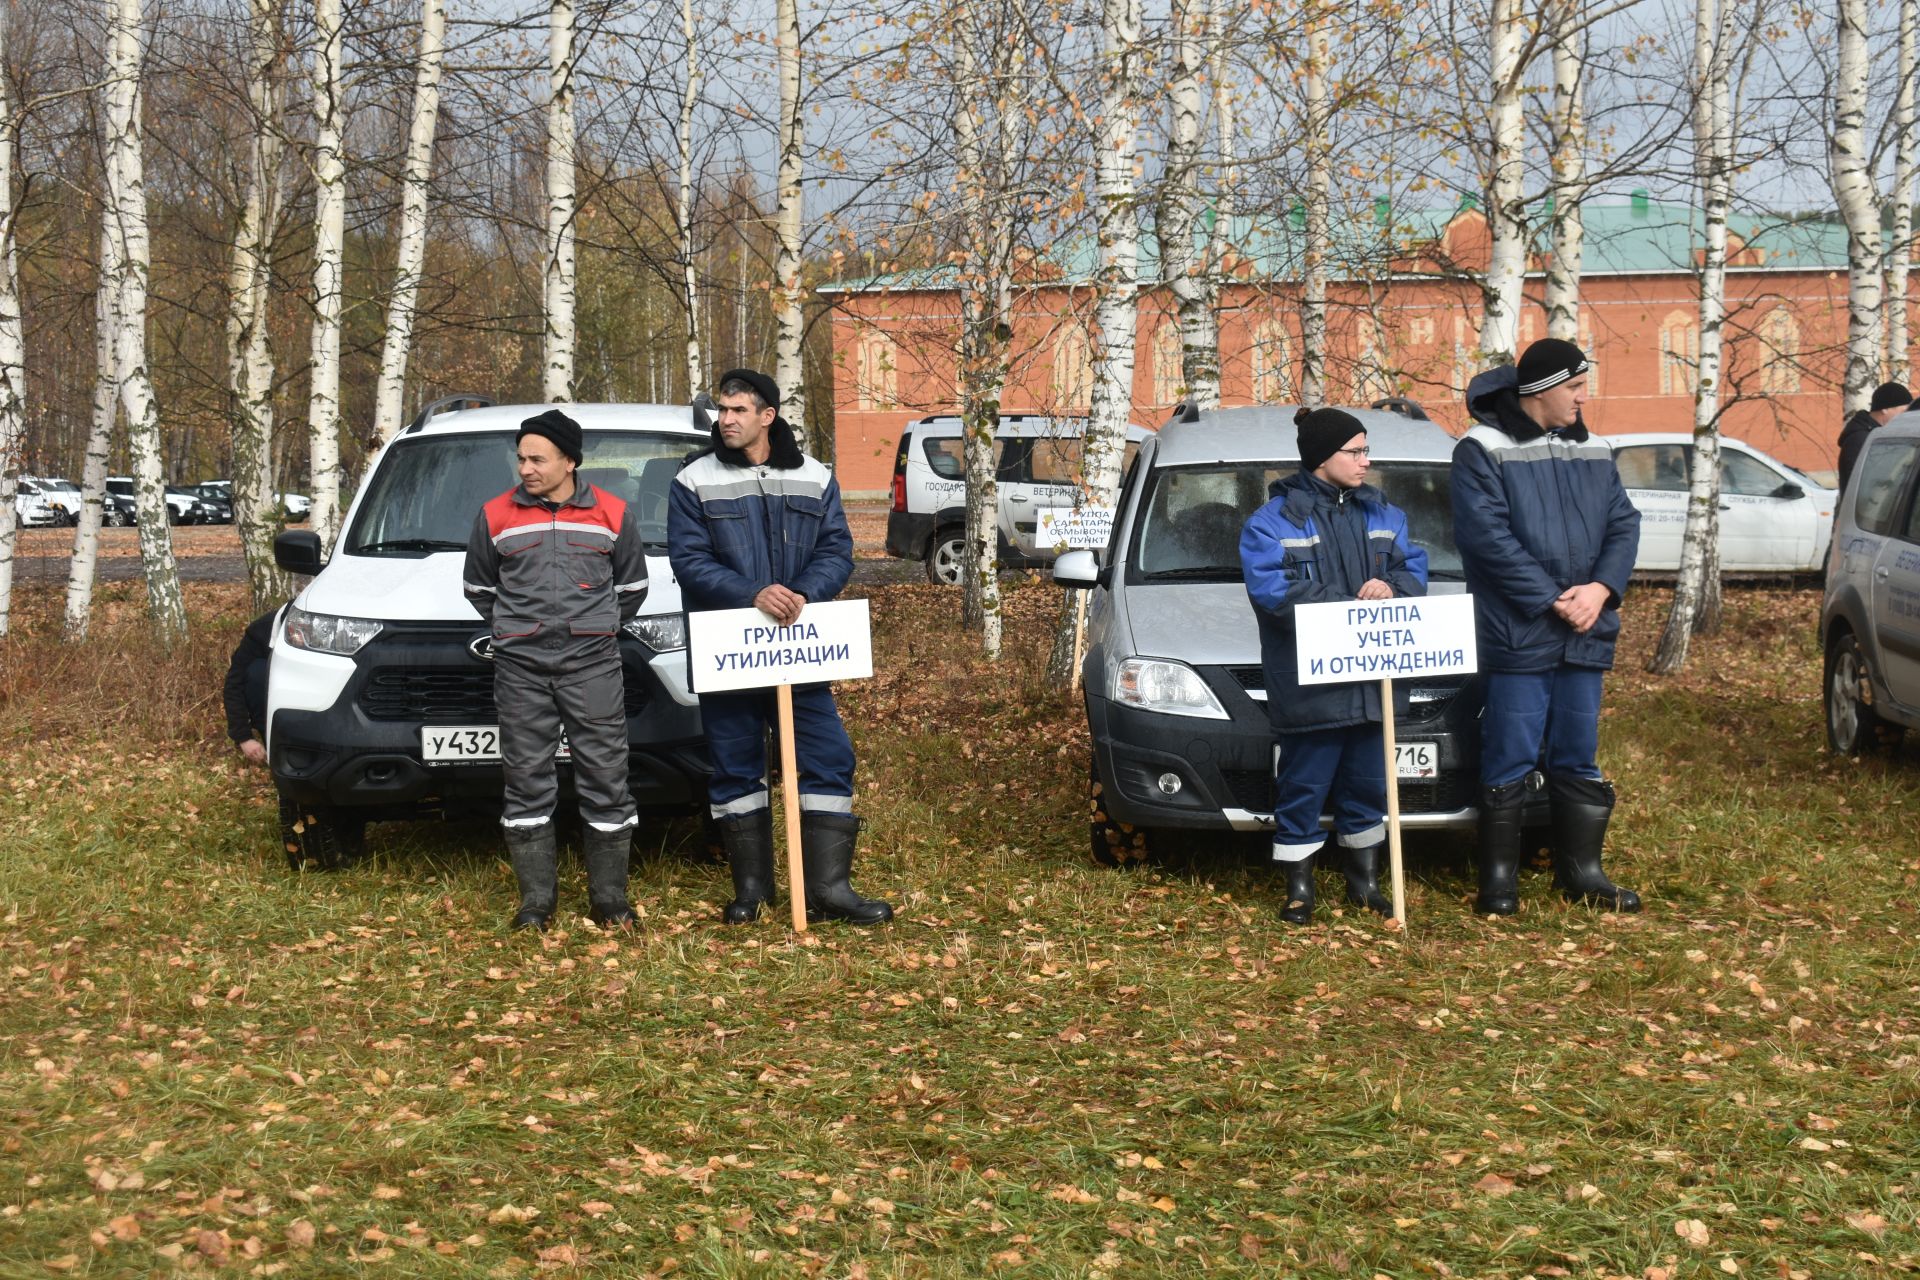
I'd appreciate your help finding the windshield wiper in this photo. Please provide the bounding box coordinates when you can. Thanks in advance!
[353,538,467,554]
[1141,567,1241,580]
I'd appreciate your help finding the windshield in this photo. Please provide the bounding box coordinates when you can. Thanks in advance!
[345,431,700,556]
[1129,461,1464,583]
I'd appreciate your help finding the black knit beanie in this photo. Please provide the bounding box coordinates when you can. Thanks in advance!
[718,367,780,411]
[1871,381,1911,412]
[518,409,583,465]
[1515,338,1592,396]
[1296,406,1366,473]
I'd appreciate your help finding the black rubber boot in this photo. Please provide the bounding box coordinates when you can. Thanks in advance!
[800,813,893,925]
[1279,855,1316,925]
[1547,774,1641,912]
[1342,842,1392,916]
[584,826,638,929]
[1475,780,1527,916]
[717,809,776,924]
[503,820,558,931]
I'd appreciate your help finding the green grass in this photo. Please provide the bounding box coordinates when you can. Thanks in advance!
[0,580,1916,1277]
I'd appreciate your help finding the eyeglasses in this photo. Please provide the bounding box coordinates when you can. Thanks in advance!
[1335,446,1371,459]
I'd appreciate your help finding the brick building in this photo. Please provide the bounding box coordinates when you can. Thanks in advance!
[824,196,1891,497]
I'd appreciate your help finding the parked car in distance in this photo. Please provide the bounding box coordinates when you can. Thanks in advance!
[1054,403,1543,866]
[198,479,309,522]
[184,483,234,523]
[1820,412,1920,755]
[105,477,202,524]
[1610,433,1836,574]
[13,477,67,527]
[885,414,1152,584]
[267,397,712,868]
[22,476,83,525]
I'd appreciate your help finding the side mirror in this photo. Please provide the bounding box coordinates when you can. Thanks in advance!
[274,529,326,575]
[1053,549,1100,588]
[1772,481,1804,500]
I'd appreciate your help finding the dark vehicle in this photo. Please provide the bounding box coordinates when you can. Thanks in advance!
[1054,404,1541,865]
[186,484,234,524]
[266,398,712,868]
[1821,412,1920,755]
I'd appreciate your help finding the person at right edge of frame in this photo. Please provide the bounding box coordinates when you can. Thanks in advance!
[1240,407,1429,925]
[1455,338,1642,916]
[667,368,893,926]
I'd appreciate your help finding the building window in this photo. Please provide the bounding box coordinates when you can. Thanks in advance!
[1452,314,1478,397]
[1407,316,1435,346]
[855,329,897,410]
[1759,307,1801,394]
[1350,314,1393,403]
[1053,321,1092,410]
[1660,308,1699,396]
[1578,311,1601,397]
[1251,318,1295,403]
[1152,319,1184,404]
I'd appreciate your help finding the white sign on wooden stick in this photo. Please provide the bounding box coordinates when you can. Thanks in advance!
[688,598,874,694]
[1036,505,1115,550]
[1293,593,1478,686]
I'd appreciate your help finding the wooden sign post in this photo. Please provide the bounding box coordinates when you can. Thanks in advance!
[688,599,875,932]
[1292,593,1478,929]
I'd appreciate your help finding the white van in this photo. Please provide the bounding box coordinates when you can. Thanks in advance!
[883,415,1151,583]
[267,397,711,867]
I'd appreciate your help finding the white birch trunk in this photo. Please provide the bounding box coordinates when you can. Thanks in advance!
[106,0,187,646]
[953,1,1004,656]
[1050,0,1142,686]
[1300,14,1329,405]
[1890,0,1916,383]
[1207,0,1236,357]
[307,0,346,551]
[0,6,23,639]
[230,0,287,608]
[1480,0,1528,365]
[773,0,807,449]
[679,0,704,395]
[373,0,445,443]
[65,215,118,643]
[1545,0,1586,342]
[1157,0,1218,409]
[1832,0,1882,418]
[544,0,577,403]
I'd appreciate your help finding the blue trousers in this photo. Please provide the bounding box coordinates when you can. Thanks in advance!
[1480,667,1604,789]
[700,684,855,819]
[1270,724,1387,863]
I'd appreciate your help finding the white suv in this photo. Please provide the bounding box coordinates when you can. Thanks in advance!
[267,398,712,867]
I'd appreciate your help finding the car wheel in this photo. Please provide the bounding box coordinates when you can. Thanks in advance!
[1088,762,1151,867]
[1825,630,1902,755]
[926,530,965,586]
[279,792,367,871]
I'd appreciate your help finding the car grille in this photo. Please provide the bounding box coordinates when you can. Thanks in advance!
[358,666,650,722]
[1222,666,1463,724]
[1220,768,1473,816]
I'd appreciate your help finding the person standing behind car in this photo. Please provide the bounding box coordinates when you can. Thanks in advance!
[1240,407,1429,925]
[462,410,649,931]
[1454,339,1641,916]
[668,368,892,926]
[1837,381,1910,496]
[223,606,284,766]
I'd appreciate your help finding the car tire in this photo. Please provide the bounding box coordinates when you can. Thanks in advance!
[926,529,965,586]
[1088,762,1151,867]
[1825,629,1903,755]
[279,792,367,871]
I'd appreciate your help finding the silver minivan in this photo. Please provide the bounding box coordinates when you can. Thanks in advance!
[1821,414,1920,754]
[1054,404,1517,864]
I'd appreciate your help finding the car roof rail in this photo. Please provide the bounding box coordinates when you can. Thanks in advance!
[404,393,496,434]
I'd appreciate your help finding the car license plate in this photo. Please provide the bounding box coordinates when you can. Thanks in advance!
[422,726,570,764]
[1395,742,1437,779]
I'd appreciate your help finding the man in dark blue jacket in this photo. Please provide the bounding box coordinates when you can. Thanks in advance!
[1454,339,1641,915]
[668,369,892,926]
[1241,407,1429,923]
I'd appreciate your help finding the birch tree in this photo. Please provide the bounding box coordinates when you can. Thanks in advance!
[1650,0,1746,674]
[1832,0,1882,418]
[545,0,577,403]
[0,4,24,640]
[679,0,704,394]
[1300,9,1330,405]
[373,0,447,444]
[105,0,187,646]
[1156,0,1219,408]
[1544,0,1587,342]
[65,217,119,643]
[772,0,807,448]
[1206,0,1236,353]
[1479,0,1529,365]
[307,0,347,550]
[1049,0,1143,687]
[230,0,289,608]
[1889,0,1916,384]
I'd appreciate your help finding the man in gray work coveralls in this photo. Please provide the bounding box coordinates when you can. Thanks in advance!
[463,410,649,930]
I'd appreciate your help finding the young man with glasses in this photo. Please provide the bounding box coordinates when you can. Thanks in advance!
[1240,407,1429,924]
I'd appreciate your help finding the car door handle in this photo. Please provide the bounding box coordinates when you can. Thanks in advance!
[1009,495,1030,503]
[1718,503,1731,511]
[1878,566,1892,579]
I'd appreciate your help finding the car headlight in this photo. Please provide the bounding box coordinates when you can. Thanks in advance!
[282,606,384,656]
[624,613,687,652]
[1113,657,1229,719]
